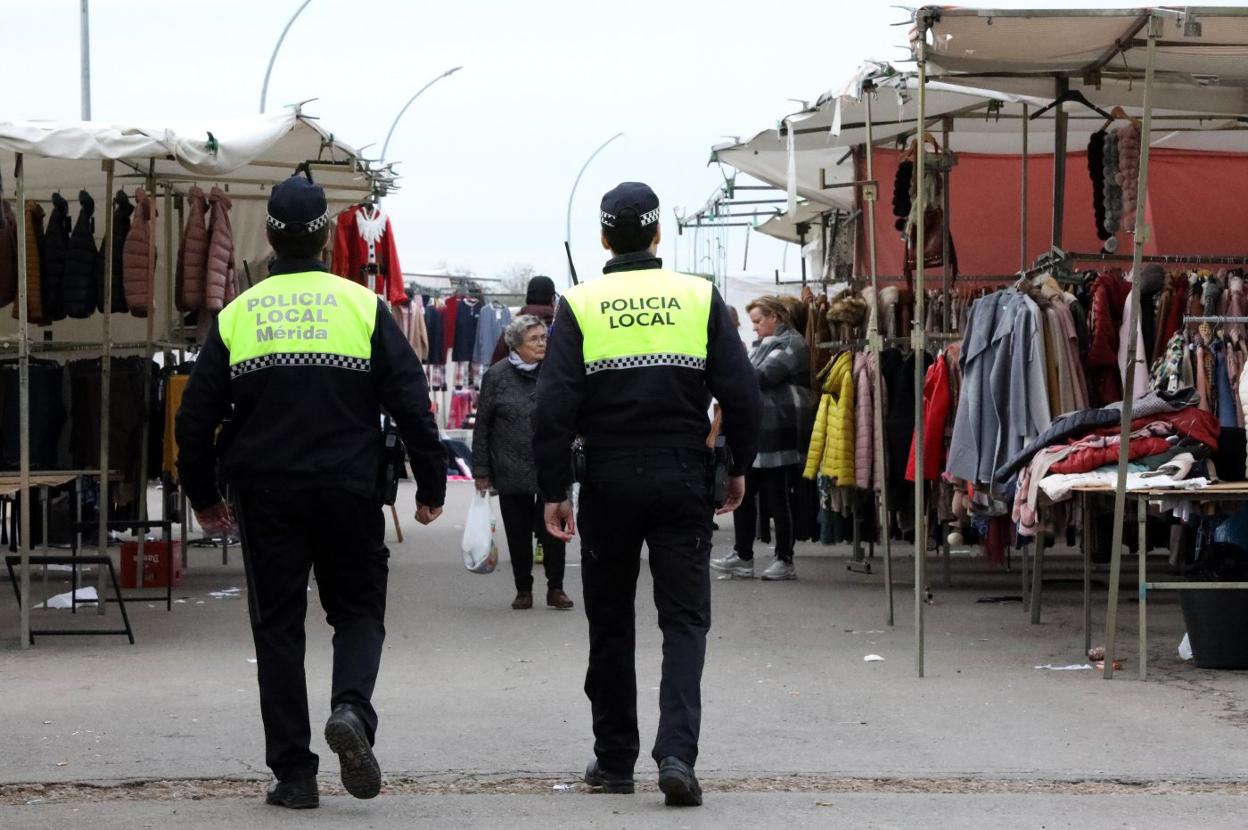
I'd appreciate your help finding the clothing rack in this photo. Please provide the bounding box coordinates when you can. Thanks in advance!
[816,333,961,351]
[1182,316,1248,325]
[1066,251,1248,266]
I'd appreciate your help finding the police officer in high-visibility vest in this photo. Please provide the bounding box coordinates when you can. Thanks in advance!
[534,182,761,807]
[175,174,446,810]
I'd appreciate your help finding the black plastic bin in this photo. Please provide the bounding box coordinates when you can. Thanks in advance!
[1179,588,1248,669]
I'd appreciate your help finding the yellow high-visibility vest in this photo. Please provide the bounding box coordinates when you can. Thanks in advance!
[561,268,713,375]
[217,271,377,376]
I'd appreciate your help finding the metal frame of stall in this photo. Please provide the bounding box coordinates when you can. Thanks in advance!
[7,135,391,648]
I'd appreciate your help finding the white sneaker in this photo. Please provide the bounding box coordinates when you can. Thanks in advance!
[760,559,796,581]
[710,552,755,579]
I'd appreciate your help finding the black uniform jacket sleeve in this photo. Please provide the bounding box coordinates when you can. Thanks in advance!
[704,288,762,475]
[533,301,585,502]
[371,300,447,509]
[174,319,232,511]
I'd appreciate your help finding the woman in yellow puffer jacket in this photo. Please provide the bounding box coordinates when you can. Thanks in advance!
[803,350,855,483]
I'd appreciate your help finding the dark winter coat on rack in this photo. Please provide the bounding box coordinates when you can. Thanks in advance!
[62,190,99,318]
[101,190,131,313]
[41,192,71,323]
[0,200,17,308]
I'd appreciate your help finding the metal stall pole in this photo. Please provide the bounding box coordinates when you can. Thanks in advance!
[1021,104,1029,270]
[1051,77,1069,250]
[863,86,894,627]
[163,186,175,544]
[1104,15,1158,680]
[133,178,157,586]
[913,14,931,678]
[940,115,953,589]
[15,154,31,647]
[98,161,115,614]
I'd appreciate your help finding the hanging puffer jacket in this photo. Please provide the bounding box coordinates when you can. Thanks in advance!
[175,186,209,311]
[99,191,132,313]
[12,201,46,324]
[203,186,235,311]
[63,190,99,318]
[802,350,855,483]
[41,192,71,323]
[122,188,156,317]
[0,200,17,308]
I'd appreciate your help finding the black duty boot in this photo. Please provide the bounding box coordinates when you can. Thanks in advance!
[657,756,702,807]
[584,759,635,794]
[324,705,382,799]
[265,776,319,809]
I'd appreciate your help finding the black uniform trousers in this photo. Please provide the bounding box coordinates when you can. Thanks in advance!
[235,487,389,782]
[578,448,714,775]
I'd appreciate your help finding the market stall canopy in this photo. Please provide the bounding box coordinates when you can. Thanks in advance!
[754,200,829,244]
[917,6,1248,114]
[0,108,392,276]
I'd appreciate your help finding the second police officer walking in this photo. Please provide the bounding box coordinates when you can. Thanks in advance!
[534,182,762,807]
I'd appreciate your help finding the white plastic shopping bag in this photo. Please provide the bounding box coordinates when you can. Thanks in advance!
[462,490,499,574]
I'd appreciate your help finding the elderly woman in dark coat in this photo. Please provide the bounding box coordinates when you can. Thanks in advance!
[472,315,573,610]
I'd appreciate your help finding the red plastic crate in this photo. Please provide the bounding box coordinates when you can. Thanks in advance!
[120,541,183,589]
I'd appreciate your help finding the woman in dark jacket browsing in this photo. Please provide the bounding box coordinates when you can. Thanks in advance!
[473,315,572,610]
[490,275,557,364]
[713,296,812,581]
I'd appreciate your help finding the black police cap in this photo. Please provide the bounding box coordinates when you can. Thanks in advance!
[266,173,329,235]
[600,181,660,230]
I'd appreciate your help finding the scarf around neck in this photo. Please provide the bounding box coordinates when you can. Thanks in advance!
[509,351,540,372]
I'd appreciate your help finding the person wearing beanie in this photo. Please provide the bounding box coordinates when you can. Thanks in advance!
[491,274,559,363]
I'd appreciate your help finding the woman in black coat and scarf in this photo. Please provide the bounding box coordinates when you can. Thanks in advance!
[472,315,573,610]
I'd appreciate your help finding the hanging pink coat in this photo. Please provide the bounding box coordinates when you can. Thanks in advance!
[122,188,156,317]
[176,186,209,311]
[204,187,236,311]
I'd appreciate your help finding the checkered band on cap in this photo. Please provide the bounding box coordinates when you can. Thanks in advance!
[600,210,617,228]
[266,209,330,234]
[230,352,372,379]
[638,207,660,227]
[585,353,706,375]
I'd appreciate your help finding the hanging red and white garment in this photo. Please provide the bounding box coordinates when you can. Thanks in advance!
[332,204,407,304]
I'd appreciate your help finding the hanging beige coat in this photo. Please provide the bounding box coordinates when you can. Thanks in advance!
[203,187,236,311]
[122,188,156,317]
[175,186,209,311]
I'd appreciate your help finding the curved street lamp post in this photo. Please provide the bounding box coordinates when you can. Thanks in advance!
[565,132,624,283]
[260,0,315,113]
[381,66,464,162]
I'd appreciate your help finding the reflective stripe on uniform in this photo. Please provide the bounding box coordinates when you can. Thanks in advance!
[218,271,377,370]
[561,269,712,372]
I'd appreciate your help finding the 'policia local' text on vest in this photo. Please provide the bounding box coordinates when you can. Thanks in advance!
[217,270,378,377]
[561,269,713,375]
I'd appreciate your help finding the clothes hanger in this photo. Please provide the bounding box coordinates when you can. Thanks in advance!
[1029,90,1113,122]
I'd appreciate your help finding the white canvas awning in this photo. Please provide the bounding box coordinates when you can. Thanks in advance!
[0,108,390,277]
[754,200,830,244]
[712,52,1248,239]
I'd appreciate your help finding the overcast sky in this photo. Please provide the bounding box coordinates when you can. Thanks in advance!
[3,1,1235,292]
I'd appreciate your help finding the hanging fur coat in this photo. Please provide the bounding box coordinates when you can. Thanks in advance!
[175,186,209,311]
[62,190,99,318]
[122,188,156,317]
